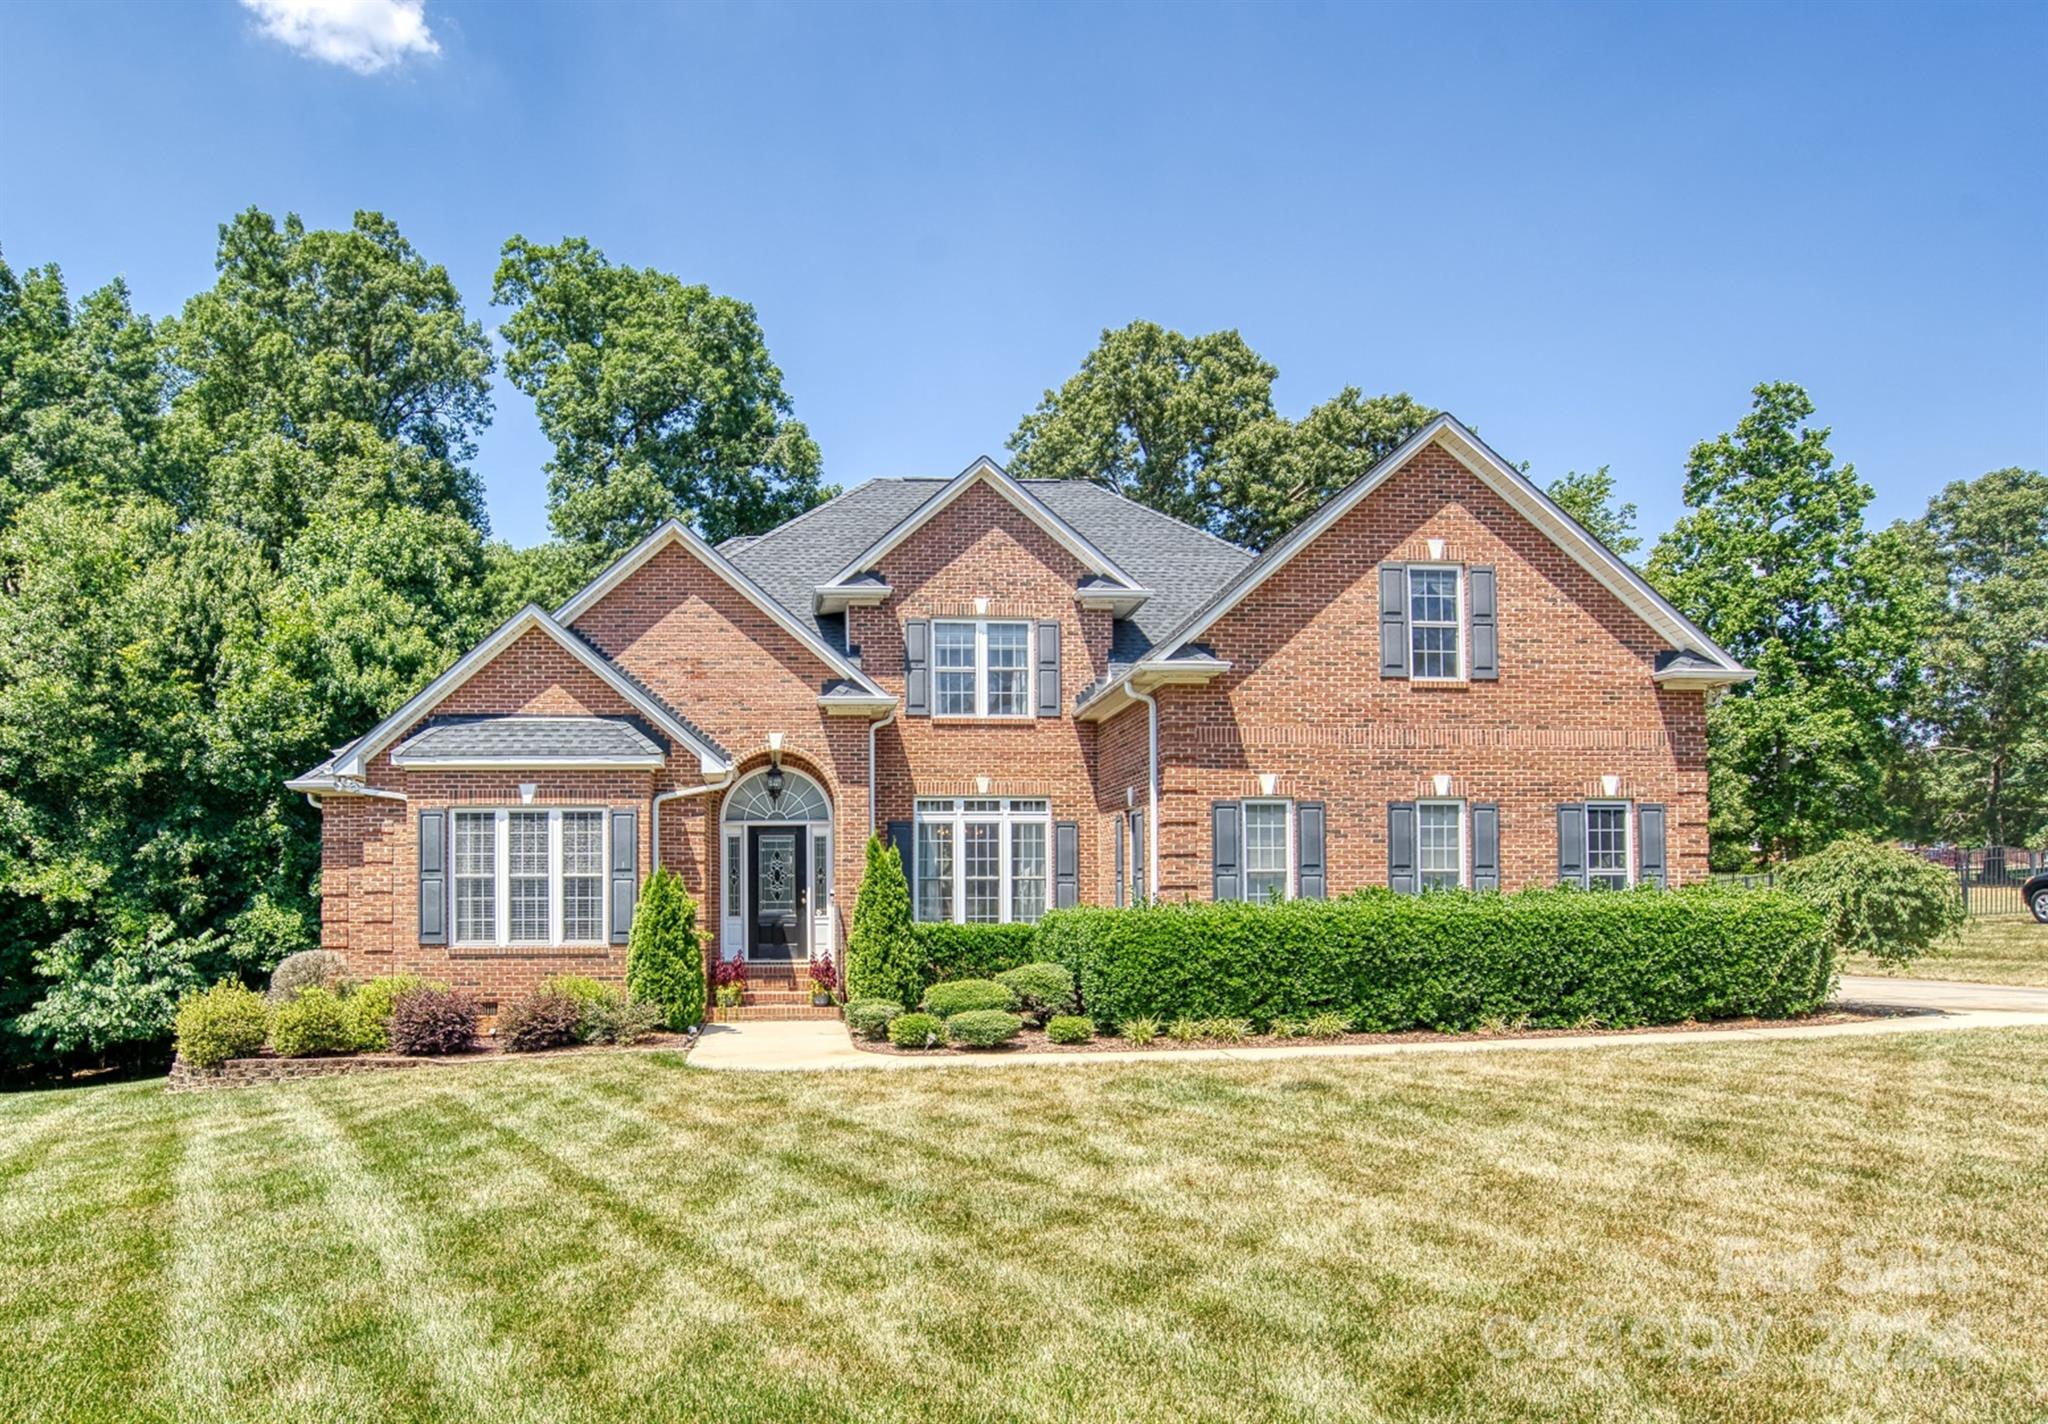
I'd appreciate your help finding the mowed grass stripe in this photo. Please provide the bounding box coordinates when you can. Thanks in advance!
[0,1083,184,1424]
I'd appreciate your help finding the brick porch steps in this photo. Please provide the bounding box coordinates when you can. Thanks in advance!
[711,1004,842,1023]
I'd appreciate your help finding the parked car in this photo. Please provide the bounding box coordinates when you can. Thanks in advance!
[2027,870,2048,924]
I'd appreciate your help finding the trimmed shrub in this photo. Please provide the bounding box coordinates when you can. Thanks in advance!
[581,997,664,1046]
[845,999,904,1041]
[1780,838,1964,969]
[345,974,435,1052]
[915,922,1039,985]
[542,975,619,1009]
[627,868,705,1031]
[995,962,1076,1023]
[946,1009,1023,1048]
[921,978,1018,1018]
[388,986,480,1056]
[498,989,585,1052]
[271,987,354,1057]
[888,1011,947,1050]
[848,836,920,1006]
[1045,1014,1093,1045]
[1043,886,1832,1033]
[268,949,349,1003]
[174,981,270,1069]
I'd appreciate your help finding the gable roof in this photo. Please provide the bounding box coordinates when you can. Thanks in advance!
[1131,414,1750,682]
[294,604,733,789]
[554,519,889,697]
[822,456,1145,593]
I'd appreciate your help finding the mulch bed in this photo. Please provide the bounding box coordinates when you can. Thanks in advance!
[169,1030,697,1091]
[850,1007,1905,1058]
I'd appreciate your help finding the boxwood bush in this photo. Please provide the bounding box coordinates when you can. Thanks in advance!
[994,962,1076,1023]
[345,974,436,1052]
[920,978,1018,1018]
[270,987,355,1057]
[1039,885,1831,1032]
[174,981,270,1069]
[945,1009,1023,1048]
[1045,1014,1093,1045]
[914,922,1039,985]
[887,1011,947,1049]
[844,999,903,1041]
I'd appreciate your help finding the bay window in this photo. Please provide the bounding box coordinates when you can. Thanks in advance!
[915,798,1052,923]
[449,807,608,946]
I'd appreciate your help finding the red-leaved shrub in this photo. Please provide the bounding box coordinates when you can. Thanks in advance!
[496,988,584,1052]
[388,986,480,1056]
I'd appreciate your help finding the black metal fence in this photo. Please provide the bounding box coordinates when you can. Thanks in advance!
[1713,847,2042,919]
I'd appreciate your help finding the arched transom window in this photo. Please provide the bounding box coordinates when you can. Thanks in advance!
[722,767,831,823]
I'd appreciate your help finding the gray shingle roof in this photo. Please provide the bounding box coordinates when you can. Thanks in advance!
[392,716,667,763]
[722,477,1253,664]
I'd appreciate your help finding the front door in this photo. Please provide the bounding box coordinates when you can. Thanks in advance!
[746,825,808,961]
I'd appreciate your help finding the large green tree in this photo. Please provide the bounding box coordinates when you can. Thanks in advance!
[1007,321,1279,536]
[493,235,829,550]
[1899,468,2048,847]
[1545,465,1640,558]
[1212,388,1438,548]
[1650,383,1918,864]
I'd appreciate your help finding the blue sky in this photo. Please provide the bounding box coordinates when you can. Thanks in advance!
[3,0,2042,548]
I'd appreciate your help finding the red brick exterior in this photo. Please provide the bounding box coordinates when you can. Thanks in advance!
[310,438,1713,995]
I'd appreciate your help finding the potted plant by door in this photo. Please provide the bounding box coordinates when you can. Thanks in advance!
[713,958,746,1009]
[808,947,841,1007]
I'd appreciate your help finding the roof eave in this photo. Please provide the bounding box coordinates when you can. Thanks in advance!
[387,755,669,770]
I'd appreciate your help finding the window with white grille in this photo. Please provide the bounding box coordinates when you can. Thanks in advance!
[447,807,606,946]
[1408,566,1462,680]
[561,811,604,942]
[453,810,497,944]
[930,620,1033,717]
[1243,800,1290,903]
[1587,802,1631,890]
[915,797,1051,923]
[1418,801,1464,890]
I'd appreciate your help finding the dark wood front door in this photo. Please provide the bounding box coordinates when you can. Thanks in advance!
[746,825,808,961]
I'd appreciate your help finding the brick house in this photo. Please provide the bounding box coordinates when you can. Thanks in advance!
[289,415,1749,1011]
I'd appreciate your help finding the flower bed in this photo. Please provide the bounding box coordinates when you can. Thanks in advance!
[168,1031,696,1092]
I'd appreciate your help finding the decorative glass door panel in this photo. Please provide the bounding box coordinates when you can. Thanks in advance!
[747,827,807,960]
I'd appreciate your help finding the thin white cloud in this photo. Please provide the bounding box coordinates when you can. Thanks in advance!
[241,0,440,74]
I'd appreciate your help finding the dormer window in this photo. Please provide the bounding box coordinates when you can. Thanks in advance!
[933,620,1032,717]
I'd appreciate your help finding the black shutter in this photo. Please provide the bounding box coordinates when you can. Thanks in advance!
[1557,804,1587,887]
[1113,816,1126,907]
[1379,564,1409,678]
[886,820,913,874]
[1296,802,1326,900]
[1211,800,1241,901]
[1387,802,1417,894]
[418,810,446,944]
[1036,621,1061,717]
[1469,566,1498,680]
[609,808,638,943]
[904,619,930,716]
[1471,803,1500,891]
[1639,805,1667,889]
[1054,821,1079,908]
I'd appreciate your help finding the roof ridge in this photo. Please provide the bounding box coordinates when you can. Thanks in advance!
[725,478,939,555]
[1029,477,1252,556]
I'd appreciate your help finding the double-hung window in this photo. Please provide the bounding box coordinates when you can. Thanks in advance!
[1586,802,1631,890]
[931,619,1032,717]
[1242,800,1291,903]
[915,798,1051,923]
[1409,566,1462,680]
[1417,801,1465,890]
[449,807,607,946]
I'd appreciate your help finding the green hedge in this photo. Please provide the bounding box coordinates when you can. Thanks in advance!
[913,922,1040,985]
[1038,886,1832,1033]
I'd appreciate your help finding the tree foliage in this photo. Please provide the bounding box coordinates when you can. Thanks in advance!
[493,235,830,551]
[846,836,919,1007]
[626,868,705,1030]
[1213,388,1438,548]
[1545,466,1640,557]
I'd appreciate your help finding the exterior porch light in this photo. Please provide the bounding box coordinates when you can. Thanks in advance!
[765,733,787,806]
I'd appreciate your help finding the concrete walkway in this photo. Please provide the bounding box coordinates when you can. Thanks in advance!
[685,973,2048,1073]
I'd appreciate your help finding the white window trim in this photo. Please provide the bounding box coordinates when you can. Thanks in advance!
[451,807,607,948]
[1416,798,1467,890]
[1585,800,1634,889]
[912,797,1052,923]
[930,618,1035,719]
[1241,797,1294,903]
[1408,564,1465,682]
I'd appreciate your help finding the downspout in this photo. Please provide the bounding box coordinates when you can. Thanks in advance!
[1124,680,1160,898]
[652,775,732,867]
[868,705,898,835]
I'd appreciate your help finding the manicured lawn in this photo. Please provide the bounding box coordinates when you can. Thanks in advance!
[3,1034,2044,1423]
[1847,916,2048,986]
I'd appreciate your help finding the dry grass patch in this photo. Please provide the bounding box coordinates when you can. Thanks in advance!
[1847,917,2048,986]
[0,1032,2043,1422]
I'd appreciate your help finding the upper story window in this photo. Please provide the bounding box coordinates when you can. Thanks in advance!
[1408,566,1462,680]
[452,807,606,947]
[914,797,1050,923]
[933,619,1031,717]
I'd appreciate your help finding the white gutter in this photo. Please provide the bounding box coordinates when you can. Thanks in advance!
[1125,680,1160,898]
[652,777,732,866]
[868,705,897,835]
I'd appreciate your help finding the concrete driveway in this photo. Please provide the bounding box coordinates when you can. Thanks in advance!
[689,974,2048,1073]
